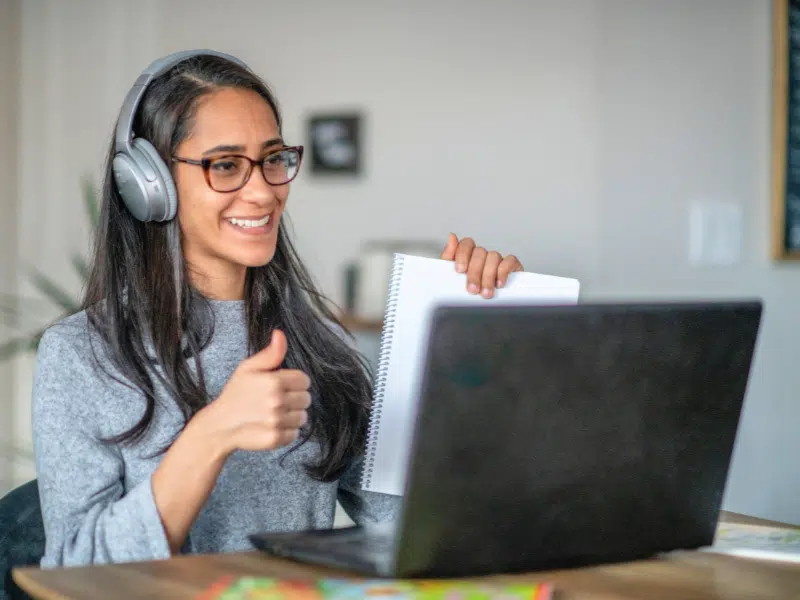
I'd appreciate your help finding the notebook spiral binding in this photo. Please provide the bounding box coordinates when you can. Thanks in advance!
[361,253,404,490]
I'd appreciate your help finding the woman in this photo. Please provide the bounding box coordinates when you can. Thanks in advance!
[31,50,524,567]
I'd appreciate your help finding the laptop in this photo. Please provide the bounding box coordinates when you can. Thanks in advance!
[250,301,763,578]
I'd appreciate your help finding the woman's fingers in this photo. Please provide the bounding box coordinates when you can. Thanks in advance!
[454,237,476,274]
[282,391,312,411]
[465,246,487,295]
[440,233,459,261]
[280,408,309,430]
[496,254,524,288]
[480,251,504,298]
[439,232,525,295]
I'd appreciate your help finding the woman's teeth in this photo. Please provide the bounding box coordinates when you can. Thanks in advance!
[229,215,270,228]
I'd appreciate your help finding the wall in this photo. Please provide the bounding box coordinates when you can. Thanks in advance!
[0,0,20,493]
[7,0,799,523]
[593,1,800,522]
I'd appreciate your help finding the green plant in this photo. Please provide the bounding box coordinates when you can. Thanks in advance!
[0,176,99,360]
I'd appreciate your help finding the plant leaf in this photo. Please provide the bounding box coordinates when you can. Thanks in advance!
[0,336,37,361]
[27,331,43,351]
[0,294,57,314]
[82,176,100,230]
[0,311,28,330]
[0,297,59,332]
[71,253,90,282]
[25,268,80,315]
[0,303,22,319]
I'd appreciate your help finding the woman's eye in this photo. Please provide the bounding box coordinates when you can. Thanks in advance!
[265,154,284,166]
[212,160,238,172]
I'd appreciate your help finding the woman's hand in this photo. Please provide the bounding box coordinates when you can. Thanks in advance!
[196,329,311,455]
[440,233,524,299]
[151,329,308,554]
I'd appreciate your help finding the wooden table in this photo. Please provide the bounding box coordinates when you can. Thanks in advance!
[13,512,800,599]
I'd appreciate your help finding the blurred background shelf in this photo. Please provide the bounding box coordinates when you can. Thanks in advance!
[335,314,383,372]
[338,314,384,334]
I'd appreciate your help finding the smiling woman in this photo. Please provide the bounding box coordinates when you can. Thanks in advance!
[168,88,300,286]
[29,49,524,568]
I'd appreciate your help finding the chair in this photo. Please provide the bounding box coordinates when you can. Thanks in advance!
[0,480,44,600]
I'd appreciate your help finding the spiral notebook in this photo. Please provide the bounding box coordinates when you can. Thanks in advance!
[361,253,581,495]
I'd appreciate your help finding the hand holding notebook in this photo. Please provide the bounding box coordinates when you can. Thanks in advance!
[361,253,580,496]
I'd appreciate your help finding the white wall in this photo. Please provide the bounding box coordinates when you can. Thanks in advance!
[0,0,21,493]
[593,1,798,521]
[7,0,799,523]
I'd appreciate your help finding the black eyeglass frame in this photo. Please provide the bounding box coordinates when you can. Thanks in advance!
[172,145,304,192]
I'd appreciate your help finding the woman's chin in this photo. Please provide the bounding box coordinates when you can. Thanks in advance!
[230,247,277,269]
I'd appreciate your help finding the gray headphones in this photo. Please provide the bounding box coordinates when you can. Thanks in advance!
[112,49,250,222]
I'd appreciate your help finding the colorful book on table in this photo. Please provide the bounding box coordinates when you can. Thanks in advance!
[706,521,800,563]
[196,576,555,599]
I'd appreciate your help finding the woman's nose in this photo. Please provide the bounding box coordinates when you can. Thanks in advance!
[240,165,279,205]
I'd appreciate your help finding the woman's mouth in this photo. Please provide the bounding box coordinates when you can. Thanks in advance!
[224,213,275,236]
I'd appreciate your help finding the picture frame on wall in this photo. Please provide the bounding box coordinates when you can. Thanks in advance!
[772,0,800,260]
[307,112,362,176]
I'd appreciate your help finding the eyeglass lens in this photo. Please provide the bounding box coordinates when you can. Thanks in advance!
[208,149,300,192]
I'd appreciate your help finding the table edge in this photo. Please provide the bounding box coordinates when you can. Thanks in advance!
[12,511,799,600]
[11,568,70,600]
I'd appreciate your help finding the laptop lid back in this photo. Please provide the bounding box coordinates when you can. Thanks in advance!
[392,302,762,577]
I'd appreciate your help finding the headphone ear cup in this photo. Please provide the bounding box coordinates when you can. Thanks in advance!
[132,138,179,222]
[113,140,178,222]
[112,152,152,221]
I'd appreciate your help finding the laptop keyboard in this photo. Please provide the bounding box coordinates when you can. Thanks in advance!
[330,532,394,555]
[251,525,398,574]
[270,527,395,560]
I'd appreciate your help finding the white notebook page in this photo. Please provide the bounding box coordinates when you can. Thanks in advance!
[361,254,580,495]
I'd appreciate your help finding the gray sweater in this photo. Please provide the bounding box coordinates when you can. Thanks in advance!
[31,300,400,568]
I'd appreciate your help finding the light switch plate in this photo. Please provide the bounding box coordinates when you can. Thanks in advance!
[689,202,743,266]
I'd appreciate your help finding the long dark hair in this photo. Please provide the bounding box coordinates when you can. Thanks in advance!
[82,54,372,482]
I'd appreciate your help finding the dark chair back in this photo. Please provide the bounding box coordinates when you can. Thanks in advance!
[0,479,44,600]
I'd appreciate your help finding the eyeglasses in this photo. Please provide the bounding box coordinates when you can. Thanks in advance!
[172,146,304,192]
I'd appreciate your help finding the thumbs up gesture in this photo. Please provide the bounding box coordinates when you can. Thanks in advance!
[199,329,312,454]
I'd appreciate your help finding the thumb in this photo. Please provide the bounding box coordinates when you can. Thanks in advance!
[247,329,287,371]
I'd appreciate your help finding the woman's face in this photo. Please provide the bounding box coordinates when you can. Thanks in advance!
[172,87,289,291]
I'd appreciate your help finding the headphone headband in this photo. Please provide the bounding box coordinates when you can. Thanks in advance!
[114,49,249,154]
[112,49,251,222]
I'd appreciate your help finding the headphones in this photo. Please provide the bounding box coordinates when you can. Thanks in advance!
[112,49,250,222]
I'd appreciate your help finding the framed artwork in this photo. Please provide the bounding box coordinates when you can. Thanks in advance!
[772,0,800,259]
[307,113,362,176]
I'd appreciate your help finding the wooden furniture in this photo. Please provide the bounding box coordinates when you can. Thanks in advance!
[13,512,800,600]
[337,313,383,334]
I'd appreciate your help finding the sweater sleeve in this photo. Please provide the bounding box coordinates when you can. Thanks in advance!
[336,455,403,525]
[32,325,171,567]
